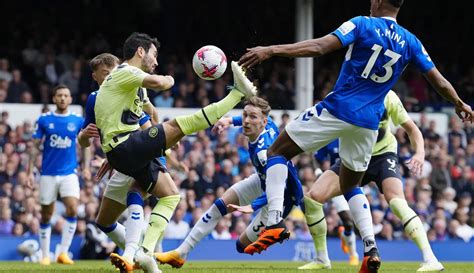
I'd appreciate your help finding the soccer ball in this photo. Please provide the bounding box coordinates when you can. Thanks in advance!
[192,45,227,80]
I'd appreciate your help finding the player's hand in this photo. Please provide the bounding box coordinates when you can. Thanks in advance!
[406,152,424,177]
[96,159,114,181]
[26,172,35,189]
[211,117,233,135]
[455,101,473,123]
[177,162,189,173]
[239,46,273,69]
[227,204,254,214]
[82,123,100,138]
[82,168,92,181]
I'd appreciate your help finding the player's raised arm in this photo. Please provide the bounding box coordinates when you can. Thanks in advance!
[142,74,174,91]
[423,68,473,123]
[239,34,342,69]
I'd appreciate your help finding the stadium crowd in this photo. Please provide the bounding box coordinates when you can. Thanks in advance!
[0,0,473,259]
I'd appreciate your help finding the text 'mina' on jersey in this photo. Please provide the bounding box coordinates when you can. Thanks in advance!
[32,111,83,176]
[94,63,150,153]
[321,16,434,130]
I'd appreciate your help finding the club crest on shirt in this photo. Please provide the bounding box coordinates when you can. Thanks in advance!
[149,127,158,138]
[67,123,76,132]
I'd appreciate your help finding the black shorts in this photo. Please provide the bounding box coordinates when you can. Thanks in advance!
[106,124,167,193]
[330,152,402,194]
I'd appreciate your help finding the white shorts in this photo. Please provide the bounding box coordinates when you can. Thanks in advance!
[103,171,135,205]
[331,195,350,213]
[229,173,268,242]
[230,173,263,206]
[39,174,80,205]
[286,106,377,172]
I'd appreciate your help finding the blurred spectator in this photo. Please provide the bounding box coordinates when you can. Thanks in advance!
[6,69,30,103]
[0,59,12,82]
[163,203,190,239]
[211,219,231,240]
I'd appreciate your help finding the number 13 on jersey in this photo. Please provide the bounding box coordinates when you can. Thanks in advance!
[362,44,401,83]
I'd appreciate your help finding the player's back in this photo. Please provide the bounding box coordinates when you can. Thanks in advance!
[322,16,433,130]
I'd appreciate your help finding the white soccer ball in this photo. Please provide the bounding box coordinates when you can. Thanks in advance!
[192,45,227,80]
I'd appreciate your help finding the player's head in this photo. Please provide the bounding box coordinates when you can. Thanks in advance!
[52,84,72,112]
[370,0,403,17]
[90,53,120,86]
[242,96,271,140]
[123,32,160,73]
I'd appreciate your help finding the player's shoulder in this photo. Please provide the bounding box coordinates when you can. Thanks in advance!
[37,111,52,122]
[385,90,402,105]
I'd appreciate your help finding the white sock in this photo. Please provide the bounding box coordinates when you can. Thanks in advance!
[177,203,224,257]
[39,222,51,259]
[104,222,126,250]
[346,192,376,253]
[123,203,144,262]
[59,216,77,254]
[265,157,287,226]
[343,231,358,257]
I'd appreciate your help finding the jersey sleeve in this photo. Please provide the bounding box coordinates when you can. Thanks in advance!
[411,38,435,73]
[116,65,150,91]
[232,116,242,126]
[32,116,44,139]
[386,91,410,126]
[332,16,363,47]
[82,93,96,129]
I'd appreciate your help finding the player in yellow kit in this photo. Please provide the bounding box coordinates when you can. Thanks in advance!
[94,32,256,272]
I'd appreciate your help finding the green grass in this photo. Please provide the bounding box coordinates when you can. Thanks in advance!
[0,261,472,273]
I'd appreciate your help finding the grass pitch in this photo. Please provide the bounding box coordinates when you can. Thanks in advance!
[0,260,472,272]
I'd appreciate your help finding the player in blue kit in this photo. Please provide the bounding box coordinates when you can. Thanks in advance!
[239,0,472,272]
[27,85,84,265]
[155,97,303,268]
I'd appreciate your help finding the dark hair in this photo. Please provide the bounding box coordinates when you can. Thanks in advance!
[123,32,160,60]
[387,0,404,8]
[90,53,120,71]
[244,96,271,116]
[52,84,70,96]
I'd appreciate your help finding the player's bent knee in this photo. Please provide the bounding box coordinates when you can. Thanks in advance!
[307,190,326,204]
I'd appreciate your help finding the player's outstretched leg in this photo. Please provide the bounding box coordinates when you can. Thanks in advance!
[156,197,232,268]
[174,61,256,136]
[298,196,331,270]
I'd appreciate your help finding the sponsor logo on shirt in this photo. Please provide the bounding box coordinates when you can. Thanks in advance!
[338,21,356,36]
[49,134,72,148]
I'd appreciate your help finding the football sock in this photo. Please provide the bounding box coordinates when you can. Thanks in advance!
[390,198,437,263]
[176,89,243,135]
[59,216,77,254]
[141,194,180,253]
[304,196,330,264]
[265,156,287,226]
[344,188,376,254]
[96,222,126,250]
[177,199,227,257]
[39,222,51,259]
[338,210,358,257]
[123,191,144,262]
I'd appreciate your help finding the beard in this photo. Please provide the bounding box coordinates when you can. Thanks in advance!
[141,57,155,74]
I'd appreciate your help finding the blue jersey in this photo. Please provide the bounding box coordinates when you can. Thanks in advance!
[321,16,434,130]
[314,139,339,165]
[231,116,303,217]
[32,111,83,175]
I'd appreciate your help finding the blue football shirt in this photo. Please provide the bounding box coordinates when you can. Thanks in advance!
[32,111,83,175]
[321,16,434,130]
